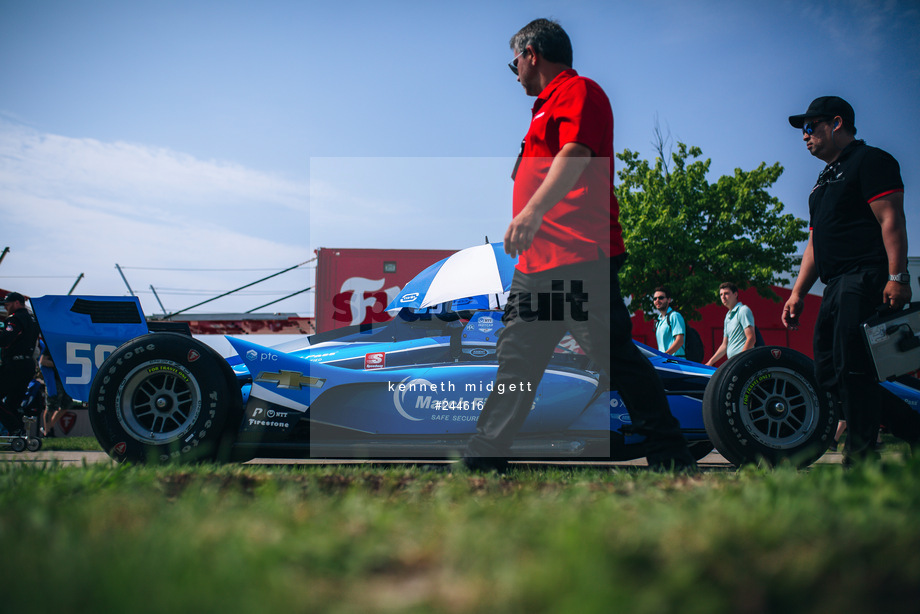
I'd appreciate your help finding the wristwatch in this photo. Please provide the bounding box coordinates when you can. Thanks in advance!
[889,273,910,284]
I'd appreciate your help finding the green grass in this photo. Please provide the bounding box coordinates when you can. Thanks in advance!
[2,457,920,614]
[39,435,103,452]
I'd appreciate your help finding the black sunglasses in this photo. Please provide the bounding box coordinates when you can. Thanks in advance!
[802,118,831,135]
[508,49,527,76]
[653,295,667,301]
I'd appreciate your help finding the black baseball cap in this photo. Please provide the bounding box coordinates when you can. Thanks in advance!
[3,292,25,304]
[788,96,855,129]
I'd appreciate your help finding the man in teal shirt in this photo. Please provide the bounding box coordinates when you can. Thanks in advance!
[652,286,685,357]
[705,282,755,366]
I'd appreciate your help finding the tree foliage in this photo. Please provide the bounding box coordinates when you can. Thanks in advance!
[616,141,808,320]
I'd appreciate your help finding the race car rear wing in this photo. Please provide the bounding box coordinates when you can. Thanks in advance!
[31,295,160,402]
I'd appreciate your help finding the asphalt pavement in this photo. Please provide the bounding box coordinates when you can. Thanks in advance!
[0,449,846,468]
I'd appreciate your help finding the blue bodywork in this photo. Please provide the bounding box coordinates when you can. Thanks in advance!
[30,294,920,460]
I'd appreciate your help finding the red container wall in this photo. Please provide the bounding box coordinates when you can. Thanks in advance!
[314,248,455,332]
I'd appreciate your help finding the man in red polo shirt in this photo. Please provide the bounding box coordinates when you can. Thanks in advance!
[462,19,694,472]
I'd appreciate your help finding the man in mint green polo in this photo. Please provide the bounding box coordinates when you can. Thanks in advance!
[705,282,755,366]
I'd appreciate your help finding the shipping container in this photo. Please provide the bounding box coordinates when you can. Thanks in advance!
[313,247,456,332]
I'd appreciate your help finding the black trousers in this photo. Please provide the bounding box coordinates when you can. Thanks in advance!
[464,257,689,463]
[814,268,887,461]
[0,363,32,433]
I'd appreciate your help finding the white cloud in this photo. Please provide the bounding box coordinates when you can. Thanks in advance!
[308,157,511,251]
[0,122,307,213]
[0,121,311,314]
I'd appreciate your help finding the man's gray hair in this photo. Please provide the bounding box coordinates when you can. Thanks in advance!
[510,18,573,68]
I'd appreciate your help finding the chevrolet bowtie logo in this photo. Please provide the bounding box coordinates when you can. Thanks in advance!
[256,370,325,389]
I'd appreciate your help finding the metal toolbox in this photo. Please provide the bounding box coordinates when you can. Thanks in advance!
[861,304,920,381]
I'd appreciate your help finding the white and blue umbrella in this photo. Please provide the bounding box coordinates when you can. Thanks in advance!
[386,242,517,312]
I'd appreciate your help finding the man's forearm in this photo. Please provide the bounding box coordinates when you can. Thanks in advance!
[706,342,727,366]
[790,234,818,299]
[521,142,592,218]
[880,218,909,275]
[743,327,755,351]
[505,142,594,257]
[666,334,684,355]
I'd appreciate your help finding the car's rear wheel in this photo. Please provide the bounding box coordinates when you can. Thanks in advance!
[89,333,241,464]
[703,347,835,467]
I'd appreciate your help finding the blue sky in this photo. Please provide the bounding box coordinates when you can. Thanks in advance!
[1,0,918,316]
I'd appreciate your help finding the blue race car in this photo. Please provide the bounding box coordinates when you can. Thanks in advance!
[30,250,920,468]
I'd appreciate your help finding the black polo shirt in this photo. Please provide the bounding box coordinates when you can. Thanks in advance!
[809,140,904,282]
[0,307,38,364]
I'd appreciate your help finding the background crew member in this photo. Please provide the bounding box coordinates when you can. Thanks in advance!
[0,292,40,435]
[782,96,910,463]
[652,286,685,357]
[705,282,755,366]
[40,343,75,437]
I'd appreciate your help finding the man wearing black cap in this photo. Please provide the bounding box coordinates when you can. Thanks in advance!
[0,292,40,435]
[782,96,910,463]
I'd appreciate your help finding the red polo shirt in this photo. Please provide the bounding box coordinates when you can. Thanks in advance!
[513,69,624,274]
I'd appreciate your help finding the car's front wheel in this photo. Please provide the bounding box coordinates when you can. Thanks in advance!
[702,347,835,467]
[89,333,241,464]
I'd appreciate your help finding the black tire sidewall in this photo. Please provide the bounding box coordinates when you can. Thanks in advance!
[687,440,715,461]
[703,347,835,467]
[89,333,238,463]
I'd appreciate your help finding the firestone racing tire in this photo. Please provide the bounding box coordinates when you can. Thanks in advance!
[89,333,242,464]
[702,347,835,468]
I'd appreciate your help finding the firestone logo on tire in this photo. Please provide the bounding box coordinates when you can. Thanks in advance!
[771,349,782,359]
[188,349,200,362]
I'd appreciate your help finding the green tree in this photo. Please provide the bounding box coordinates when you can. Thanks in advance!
[616,140,808,320]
